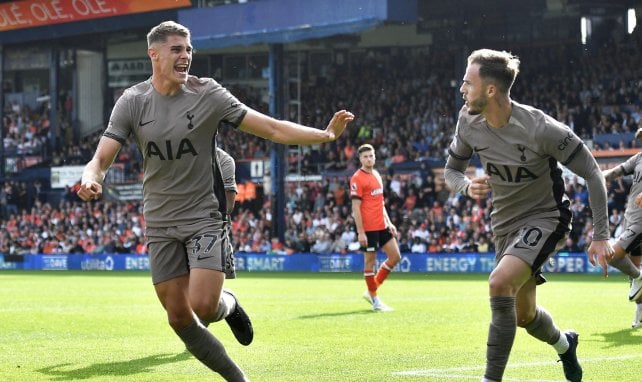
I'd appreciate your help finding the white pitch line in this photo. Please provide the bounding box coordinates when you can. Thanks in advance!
[390,373,556,382]
[391,354,642,380]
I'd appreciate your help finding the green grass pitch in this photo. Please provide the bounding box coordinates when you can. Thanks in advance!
[0,271,639,381]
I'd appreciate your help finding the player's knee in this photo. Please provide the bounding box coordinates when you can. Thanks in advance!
[388,253,401,265]
[488,275,517,296]
[516,311,536,328]
[191,299,218,322]
[166,307,196,330]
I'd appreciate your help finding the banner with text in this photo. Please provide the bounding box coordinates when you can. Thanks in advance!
[0,0,192,32]
[0,252,617,274]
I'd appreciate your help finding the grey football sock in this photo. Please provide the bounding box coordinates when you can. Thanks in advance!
[609,257,641,278]
[175,320,248,381]
[484,296,516,381]
[524,306,562,345]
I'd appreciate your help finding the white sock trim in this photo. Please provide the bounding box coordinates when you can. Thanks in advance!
[553,331,569,354]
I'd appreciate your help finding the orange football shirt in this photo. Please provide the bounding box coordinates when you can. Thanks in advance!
[349,169,386,231]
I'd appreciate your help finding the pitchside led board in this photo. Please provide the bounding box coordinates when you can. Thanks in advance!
[1,253,619,275]
[0,0,192,33]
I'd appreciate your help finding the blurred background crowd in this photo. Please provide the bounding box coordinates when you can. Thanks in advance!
[1,24,640,257]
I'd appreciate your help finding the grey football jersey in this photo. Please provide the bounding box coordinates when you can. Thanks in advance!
[448,101,606,238]
[619,152,642,224]
[104,76,247,227]
[216,148,237,192]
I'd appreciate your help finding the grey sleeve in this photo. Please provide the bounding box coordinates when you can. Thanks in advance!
[444,155,471,195]
[104,90,133,144]
[564,145,610,241]
[444,120,473,195]
[216,148,237,192]
[208,79,248,128]
[620,152,642,176]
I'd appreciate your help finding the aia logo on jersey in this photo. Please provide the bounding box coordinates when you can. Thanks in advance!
[146,138,198,160]
[371,188,383,196]
[486,163,537,183]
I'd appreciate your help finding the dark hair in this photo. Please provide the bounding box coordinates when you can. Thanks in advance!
[467,49,520,94]
[147,21,190,47]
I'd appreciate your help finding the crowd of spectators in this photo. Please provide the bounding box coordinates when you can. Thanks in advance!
[1,24,641,256]
[0,198,145,256]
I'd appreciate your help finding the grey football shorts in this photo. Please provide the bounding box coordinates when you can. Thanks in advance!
[146,218,236,285]
[495,217,570,276]
[615,221,642,256]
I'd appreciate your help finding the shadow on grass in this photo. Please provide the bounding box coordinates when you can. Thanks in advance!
[298,309,374,319]
[592,328,641,348]
[36,351,191,380]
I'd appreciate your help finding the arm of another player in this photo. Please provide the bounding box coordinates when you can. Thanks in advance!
[351,198,367,247]
[217,148,237,215]
[564,145,614,276]
[77,136,122,202]
[602,164,625,183]
[225,190,236,215]
[239,108,354,144]
[383,206,398,237]
[630,129,642,206]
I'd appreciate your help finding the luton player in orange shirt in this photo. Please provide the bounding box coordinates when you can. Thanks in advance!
[350,144,401,311]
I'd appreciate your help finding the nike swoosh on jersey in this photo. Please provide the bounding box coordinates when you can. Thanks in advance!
[197,254,215,260]
[474,146,490,152]
[139,120,155,126]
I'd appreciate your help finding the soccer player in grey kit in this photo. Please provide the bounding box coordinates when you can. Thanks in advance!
[602,128,642,328]
[217,147,238,278]
[77,21,353,381]
[444,49,613,382]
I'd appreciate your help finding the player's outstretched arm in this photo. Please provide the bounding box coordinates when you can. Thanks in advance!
[239,108,354,145]
[602,165,624,182]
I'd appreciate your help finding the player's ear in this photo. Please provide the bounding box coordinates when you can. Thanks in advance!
[486,83,496,98]
[148,46,158,61]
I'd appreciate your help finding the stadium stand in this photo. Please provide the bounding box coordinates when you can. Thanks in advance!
[1,3,641,257]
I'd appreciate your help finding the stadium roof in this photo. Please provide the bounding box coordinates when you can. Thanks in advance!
[179,0,417,50]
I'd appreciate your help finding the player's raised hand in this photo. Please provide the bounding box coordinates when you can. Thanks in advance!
[587,239,614,278]
[325,110,355,141]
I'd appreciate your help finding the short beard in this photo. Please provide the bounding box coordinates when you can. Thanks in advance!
[467,96,487,115]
